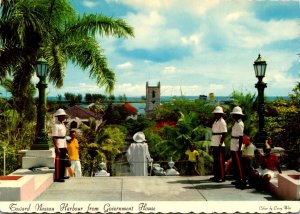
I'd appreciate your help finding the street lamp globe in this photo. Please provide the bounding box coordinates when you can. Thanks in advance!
[36,57,48,78]
[253,54,267,79]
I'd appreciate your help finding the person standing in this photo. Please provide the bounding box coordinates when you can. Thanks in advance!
[126,132,153,176]
[230,106,245,188]
[210,106,227,182]
[185,143,200,175]
[67,129,82,177]
[52,108,68,182]
[241,135,256,186]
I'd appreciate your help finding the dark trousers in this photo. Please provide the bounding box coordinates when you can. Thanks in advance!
[231,151,244,182]
[241,157,252,182]
[212,146,225,180]
[54,148,67,180]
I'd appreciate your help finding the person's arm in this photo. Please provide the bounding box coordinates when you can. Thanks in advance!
[275,156,282,174]
[220,133,226,147]
[238,136,243,152]
[52,137,60,155]
[145,143,153,162]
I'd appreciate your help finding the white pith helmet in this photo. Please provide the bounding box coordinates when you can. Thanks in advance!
[54,108,67,117]
[230,106,244,115]
[212,106,224,114]
[133,132,146,143]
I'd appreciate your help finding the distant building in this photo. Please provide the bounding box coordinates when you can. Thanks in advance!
[199,95,207,101]
[124,102,138,120]
[63,105,102,130]
[145,82,161,116]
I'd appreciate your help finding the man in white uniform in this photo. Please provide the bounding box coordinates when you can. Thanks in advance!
[230,106,245,188]
[126,132,153,176]
[52,108,68,182]
[210,106,227,182]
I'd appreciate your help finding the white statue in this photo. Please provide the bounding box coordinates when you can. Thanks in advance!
[126,132,153,176]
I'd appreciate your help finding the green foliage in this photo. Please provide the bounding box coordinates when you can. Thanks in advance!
[79,120,126,176]
[229,90,257,136]
[0,0,134,94]
[0,99,36,175]
[148,99,214,175]
[263,82,300,170]
[64,92,82,106]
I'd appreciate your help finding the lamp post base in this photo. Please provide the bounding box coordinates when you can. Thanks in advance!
[253,132,268,149]
[31,134,51,150]
[22,149,55,169]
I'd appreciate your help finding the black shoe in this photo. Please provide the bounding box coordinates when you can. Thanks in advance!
[235,182,247,189]
[63,176,70,179]
[54,179,65,182]
[215,178,225,183]
[209,177,219,181]
[231,181,237,185]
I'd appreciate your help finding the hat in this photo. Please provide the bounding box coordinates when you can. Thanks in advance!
[230,106,244,115]
[133,132,146,143]
[54,108,67,117]
[212,106,224,114]
[242,135,251,145]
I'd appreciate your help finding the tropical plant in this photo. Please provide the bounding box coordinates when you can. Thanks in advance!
[148,104,213,175]
[264,82,300,170]
[0,99,36,175]
[79,120,126,176]
[0,0,134,99]
[0,78,36,122]
[229,90,257,136]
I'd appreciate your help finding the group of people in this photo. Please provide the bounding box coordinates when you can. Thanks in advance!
[51,106,282,189]
[209,105,282,189]
[52,108,82,182]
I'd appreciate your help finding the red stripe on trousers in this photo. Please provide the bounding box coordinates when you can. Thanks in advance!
[219,152,224,179]
[55,154,60,179]
[234,151,243,181]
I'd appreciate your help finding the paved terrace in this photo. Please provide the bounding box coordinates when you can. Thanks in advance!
[35,175,278,201]
[2,170,300,213]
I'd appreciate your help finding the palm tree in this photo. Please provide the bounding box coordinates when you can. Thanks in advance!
[79,120,126,176]
[0,0,134,98]
[0,78,36,121]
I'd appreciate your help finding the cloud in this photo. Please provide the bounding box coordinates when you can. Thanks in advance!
[162,66,177,75]
[82,0,99,8]
[57,1,299,98]
[117,62,133,69]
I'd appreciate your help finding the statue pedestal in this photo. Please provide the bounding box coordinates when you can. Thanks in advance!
[95,170,110,177]
[94,159,110,176]
[166,168,179,176]
[165,158,180,176]
[22,149,55,169]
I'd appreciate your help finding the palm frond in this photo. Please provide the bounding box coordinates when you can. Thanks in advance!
[67,14,134,39]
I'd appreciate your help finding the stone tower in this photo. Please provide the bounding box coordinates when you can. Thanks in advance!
[145,81,160,116]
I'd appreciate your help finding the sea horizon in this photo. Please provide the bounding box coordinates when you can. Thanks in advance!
[46,95,289,102]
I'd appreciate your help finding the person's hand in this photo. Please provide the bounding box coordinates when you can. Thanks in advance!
[55,147,60,155]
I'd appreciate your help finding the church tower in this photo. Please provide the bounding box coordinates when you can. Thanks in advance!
[145,82,160,116]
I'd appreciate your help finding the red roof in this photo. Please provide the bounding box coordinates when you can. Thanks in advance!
[124,102,138,115]
[155,119,176,129]
[65,105,101,120]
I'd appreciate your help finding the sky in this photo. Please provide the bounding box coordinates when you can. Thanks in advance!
[6,0,300,98]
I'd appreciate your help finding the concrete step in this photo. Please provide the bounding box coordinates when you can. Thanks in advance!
[0,168,54,201]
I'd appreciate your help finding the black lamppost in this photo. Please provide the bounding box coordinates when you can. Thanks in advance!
[253,54,267,148]
[31,58,50,150]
